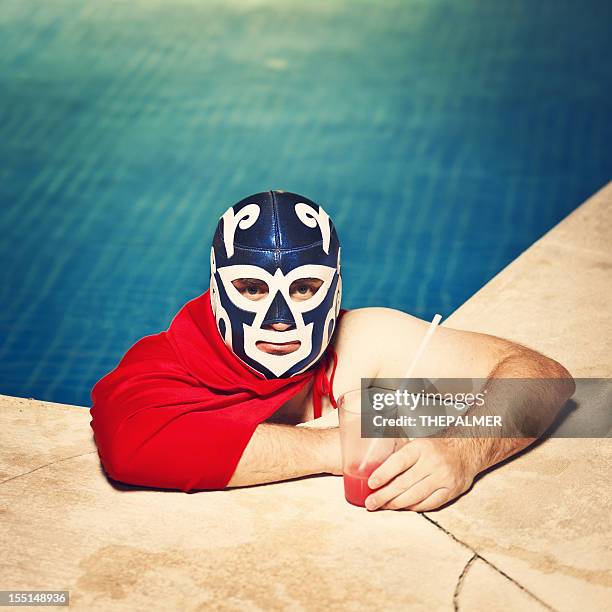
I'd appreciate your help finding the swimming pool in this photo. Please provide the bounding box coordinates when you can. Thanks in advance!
[1,0,611,407]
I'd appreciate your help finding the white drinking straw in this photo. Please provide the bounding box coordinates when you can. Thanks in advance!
[357,313,443,472]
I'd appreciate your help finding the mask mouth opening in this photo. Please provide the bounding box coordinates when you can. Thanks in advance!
[256,339,302,355]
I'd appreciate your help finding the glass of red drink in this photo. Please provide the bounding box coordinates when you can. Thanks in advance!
[337,389,397,507]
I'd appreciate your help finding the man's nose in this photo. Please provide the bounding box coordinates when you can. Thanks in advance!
[262,291,295,328]
[266,322,293,331]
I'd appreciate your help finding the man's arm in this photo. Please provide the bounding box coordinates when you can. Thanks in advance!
[454,344,576,471]
[341,308,575,511]
[226,423,342,487]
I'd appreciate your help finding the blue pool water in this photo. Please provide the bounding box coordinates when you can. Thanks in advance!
[1,0,611,407]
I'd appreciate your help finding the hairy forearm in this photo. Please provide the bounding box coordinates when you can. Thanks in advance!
[444,347,576,472]
[226,423,341,487]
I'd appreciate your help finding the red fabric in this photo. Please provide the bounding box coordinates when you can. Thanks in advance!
[90,289,346,492]
[312,347,339,419]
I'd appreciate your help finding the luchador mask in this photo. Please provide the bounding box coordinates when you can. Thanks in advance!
[209,190,342,378]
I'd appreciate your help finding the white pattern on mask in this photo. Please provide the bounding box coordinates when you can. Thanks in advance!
[221,204,260,258]
[294,202,331,254]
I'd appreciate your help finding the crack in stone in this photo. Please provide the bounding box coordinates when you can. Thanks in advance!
[454,553,477,611]
[0,450,97,485]
[421,514,556,611]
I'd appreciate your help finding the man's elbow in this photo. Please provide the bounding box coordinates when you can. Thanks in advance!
[523,347,575,401]
[501,343,576,400]
[544,357,575,400]
[95,436,160,490]
[101,438,227,493]
[100,440,145,488]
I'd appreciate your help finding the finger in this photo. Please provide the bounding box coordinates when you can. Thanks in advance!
[364,468,429,511]
[406,488,450,512]
[367,443,420,489]
[377,476,437,511]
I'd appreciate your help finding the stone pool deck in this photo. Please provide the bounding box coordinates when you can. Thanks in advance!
[1,182,611,611]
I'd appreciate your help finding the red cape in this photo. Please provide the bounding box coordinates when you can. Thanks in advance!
[90,290,345,492]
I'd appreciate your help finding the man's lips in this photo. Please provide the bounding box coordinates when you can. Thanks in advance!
[256,340,301,355]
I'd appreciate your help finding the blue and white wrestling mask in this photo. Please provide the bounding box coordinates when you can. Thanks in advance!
[209,190,342,379]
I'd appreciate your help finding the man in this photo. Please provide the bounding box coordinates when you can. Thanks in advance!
[90,190,574,512]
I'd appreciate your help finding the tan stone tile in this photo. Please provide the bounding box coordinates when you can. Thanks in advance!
[428,438,611,611]
[0,394,94,482]
[1,404,473,611]
[456,557,547,612]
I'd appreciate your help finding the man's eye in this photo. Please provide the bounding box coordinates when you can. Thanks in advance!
[232,279,269,299]
[289,278,323,300]
[242,284,265,296]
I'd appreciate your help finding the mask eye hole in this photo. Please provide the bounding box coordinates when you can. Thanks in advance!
[232,278,269,300]
[289,278,324,302]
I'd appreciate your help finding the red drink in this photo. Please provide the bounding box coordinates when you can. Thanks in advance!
[343,462,382,507]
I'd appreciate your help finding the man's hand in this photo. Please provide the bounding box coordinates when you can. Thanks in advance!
[364,438,481,512]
